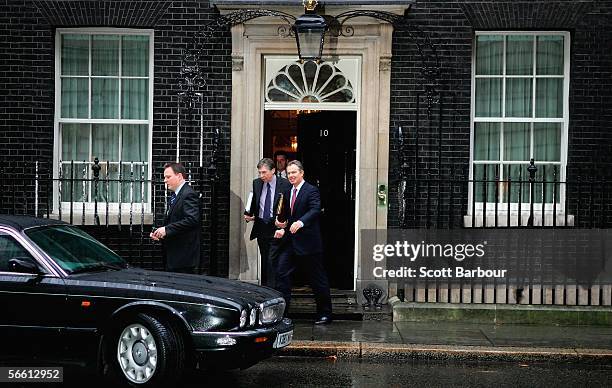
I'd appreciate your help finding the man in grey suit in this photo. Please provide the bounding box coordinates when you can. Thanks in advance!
[245,158,291,288]
[150,162,200,274]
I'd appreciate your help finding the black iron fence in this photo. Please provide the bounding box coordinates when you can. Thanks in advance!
[0,159,218,275]
[393,159,612,306]
[4,159,611,237]
[398,159,612,230]
[2,158,611,306]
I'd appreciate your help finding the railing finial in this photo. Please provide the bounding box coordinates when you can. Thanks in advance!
[528,158,537,181]
[92,157,101,179]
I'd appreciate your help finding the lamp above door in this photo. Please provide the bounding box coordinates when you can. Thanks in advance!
[293,0,327,61]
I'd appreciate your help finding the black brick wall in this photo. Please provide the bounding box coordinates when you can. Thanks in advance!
[388,0,612,229]
[458,1,593,30]
[151,0,232,275]
[32,0,173,27]
[0,0,232,275]
[389,0,473,229]
[566,1,612,226]
[0,0,54,169]
[1,0,611,277]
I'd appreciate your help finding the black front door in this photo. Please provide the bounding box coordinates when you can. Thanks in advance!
[297,111,356,290]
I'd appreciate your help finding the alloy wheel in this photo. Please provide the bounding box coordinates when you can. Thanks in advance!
[117,323,158,384]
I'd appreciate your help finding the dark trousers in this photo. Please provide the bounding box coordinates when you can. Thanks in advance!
[257,236,278,288]
[275,244,332,317]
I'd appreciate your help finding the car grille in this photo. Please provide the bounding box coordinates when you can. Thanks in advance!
[259,298,285,325]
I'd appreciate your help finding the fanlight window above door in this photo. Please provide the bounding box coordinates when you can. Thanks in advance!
[265,59,357,105]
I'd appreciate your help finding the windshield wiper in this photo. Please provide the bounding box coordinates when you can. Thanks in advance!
[70,262,125,274]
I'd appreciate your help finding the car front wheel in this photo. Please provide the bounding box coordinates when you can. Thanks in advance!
[109,313,184,387]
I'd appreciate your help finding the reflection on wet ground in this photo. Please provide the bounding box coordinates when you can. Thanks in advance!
[50,356,612,388]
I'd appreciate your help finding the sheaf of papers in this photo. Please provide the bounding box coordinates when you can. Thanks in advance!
[245,192,253,213]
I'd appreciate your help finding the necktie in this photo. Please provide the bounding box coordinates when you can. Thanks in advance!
[262,183,272,222]
[170,192,177,206]
[290,187,297,215]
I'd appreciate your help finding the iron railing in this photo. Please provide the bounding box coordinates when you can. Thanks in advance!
[394,159,612,306]
[397,159,612,230]
[0,159,214,274]
[2,159,610,306]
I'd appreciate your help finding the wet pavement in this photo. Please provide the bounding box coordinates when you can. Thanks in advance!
[196,357,612,388]
[5,320,612,387]
[291,319,612,349]
[52,357,612,387]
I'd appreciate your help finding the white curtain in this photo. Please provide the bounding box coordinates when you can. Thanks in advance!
[60,34,89,118]
[60,123,89,201]
[93,124,120,202]
[121,125,149,202]
[121,35,149,120]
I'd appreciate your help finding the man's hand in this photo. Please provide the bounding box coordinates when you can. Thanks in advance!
[274,229,285,239]
[151,226,167,240]
[274,217,287,228]
[289,221,303,234]
[244,214,255,223]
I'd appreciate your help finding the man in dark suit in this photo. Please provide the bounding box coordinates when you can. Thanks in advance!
[274,150,288,179]
[244,158,291,288]
[150,162,200,274]
[273,160,332,324]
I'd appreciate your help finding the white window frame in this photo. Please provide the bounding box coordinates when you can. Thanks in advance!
[53,28,154,219]
[468,31,570,222]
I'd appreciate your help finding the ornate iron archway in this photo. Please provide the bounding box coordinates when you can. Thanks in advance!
[179,8,441,108]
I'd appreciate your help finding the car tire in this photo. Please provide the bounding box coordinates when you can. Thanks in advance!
[106,313,185,387]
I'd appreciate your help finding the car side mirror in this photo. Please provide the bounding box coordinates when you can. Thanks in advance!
[8,257,41,274]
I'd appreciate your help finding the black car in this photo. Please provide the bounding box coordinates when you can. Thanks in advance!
[0,215,293,386]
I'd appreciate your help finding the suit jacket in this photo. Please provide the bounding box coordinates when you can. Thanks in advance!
[163,184,200,270]
[280,181,323,255]
[248,176,291,241]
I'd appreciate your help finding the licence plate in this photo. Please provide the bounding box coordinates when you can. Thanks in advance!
[273,330,293,349]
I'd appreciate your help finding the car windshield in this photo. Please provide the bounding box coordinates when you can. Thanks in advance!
[25,225,127,274]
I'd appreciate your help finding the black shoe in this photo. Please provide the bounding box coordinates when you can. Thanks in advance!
[314,315,332,325]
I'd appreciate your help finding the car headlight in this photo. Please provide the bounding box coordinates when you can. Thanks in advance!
[179,303,237,332]
[249,307,258,326]
[239,309,248,328]
[259,298,285,325]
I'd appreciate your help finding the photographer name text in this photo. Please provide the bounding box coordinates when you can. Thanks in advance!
[373,266,507,279]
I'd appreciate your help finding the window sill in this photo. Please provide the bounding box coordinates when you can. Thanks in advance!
[463,213,574,227]
[47,212,154,226]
